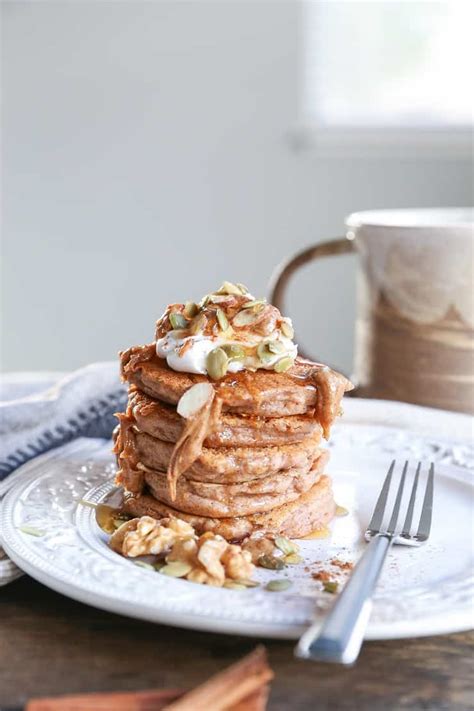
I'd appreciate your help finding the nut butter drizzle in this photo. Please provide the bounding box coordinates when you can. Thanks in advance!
[167,391,222,500]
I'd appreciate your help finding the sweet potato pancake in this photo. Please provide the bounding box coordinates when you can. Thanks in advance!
[113,281,352,541]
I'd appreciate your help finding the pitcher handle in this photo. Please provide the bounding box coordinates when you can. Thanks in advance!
[268,237,356,364]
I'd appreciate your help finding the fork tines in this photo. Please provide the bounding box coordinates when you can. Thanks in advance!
[365,460,435,545]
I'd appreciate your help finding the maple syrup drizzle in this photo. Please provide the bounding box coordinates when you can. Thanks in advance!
[299,525,331,540]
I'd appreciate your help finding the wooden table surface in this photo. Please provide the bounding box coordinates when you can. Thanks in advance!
[1,576,473,710]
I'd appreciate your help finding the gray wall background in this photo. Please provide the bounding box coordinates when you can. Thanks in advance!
[2,1,472,374]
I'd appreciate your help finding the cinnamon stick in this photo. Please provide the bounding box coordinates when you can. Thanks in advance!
[163,646,273,711]
[27,688,181,711]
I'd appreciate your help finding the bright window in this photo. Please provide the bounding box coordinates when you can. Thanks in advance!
[303,1,473,129]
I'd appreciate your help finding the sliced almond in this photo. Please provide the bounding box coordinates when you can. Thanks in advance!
[241,299,266,310]
[207,294,236,305]
[189,312,208,335]
[216,308,229,331]
[216,281,242,296]
[177,382,214,419]
[232,309,261,328]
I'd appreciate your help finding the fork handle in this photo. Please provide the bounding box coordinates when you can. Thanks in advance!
[295,534,392,664]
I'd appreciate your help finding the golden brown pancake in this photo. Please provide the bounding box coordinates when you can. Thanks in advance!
[120,345,352,432]
[116,404,323,481]
[133,430,322,482]
[123,472,335,540]
[140,451,326,518]
[128,387,322,447]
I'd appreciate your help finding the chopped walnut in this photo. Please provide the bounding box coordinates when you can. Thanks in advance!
[167,537,199,566]
[113,515,194,558]
[186,567,223,587]
[109,518,139,553]
[196,536,228,584]
[221,544,254,580]
[110,515,255,587]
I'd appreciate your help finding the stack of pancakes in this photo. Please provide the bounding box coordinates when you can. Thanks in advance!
[115,344,351,540]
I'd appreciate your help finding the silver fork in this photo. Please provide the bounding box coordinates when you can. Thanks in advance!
[295,460,435,665]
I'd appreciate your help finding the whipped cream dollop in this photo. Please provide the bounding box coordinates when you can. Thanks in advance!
[157,330,297,375]
[154,282,298,378]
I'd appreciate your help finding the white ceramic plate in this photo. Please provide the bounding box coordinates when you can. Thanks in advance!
[1,414,473,640]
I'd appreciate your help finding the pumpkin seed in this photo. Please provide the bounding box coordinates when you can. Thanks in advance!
[266,579,293,592]
[169,312,188,330]
[323,580,339,594]
[274,356,294,373]
[207,347,229,380]
[234,578,260,588]
[18,525,45,537]
[233,309,262,328]
[275,536,299,556]
[190,312,208,335]
[133,561,155,571]
[336,505,349,517]
[160,561,193,578]
[183,301,199,318]
[256,341,274,363]
[280,320,294,339]
[221,344,245,361]
[241,299,266,310]
[268,340,286,354]
[216,308,229,331]
[216,281,242,296]
[284,553,303,565]
[236,283,249,294]
[257,554,286,571]
[200,294,211,307]
[223,581,247,590]
[153,561,165,572]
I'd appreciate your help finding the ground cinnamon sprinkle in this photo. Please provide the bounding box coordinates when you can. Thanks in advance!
[312,570,332,582]
[178,339,194,357]
[330,558,353,570]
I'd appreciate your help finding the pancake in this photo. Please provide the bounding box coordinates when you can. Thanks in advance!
[114,421,322,492]
[141,451,326,518]
[123,472,335,540]
[128,387,322,448]
[121,345,352,432]
[133,430,322,482]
